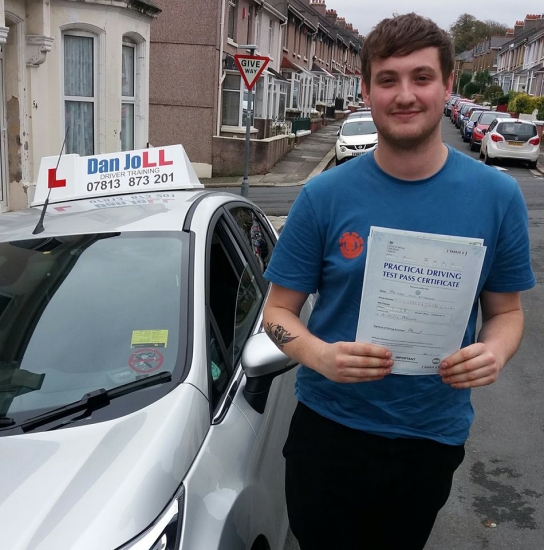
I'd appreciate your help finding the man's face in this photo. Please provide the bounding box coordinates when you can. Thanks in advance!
[362,47,453,150]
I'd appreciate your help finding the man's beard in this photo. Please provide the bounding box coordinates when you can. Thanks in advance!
[377,120,439,151]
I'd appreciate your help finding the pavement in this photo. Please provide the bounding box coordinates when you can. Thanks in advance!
[200,118,342,188]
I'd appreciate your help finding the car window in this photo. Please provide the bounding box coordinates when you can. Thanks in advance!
[2,232,187,416]
[209,325,229,409]
[488,119,498,131]
[341,120,377,136]
[208,220,263,371]
[229,207,274,273]
[497,122,536,138]
[479,112,506,125]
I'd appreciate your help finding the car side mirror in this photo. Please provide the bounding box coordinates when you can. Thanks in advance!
[337,130,340,136]
[241,331,297,414]
[473,122,478,127]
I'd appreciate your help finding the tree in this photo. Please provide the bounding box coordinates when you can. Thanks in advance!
[456,72,471,94]
[484,84,503,101]
[473,70,492,93]
[449,14,508,54]
[463,81,480,97]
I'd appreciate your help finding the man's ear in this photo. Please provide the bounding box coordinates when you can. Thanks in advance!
[362,79,371,107]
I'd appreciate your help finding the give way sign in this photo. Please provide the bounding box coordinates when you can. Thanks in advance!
[234,55,270,90]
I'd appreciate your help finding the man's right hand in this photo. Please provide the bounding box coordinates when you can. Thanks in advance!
[314,341,393,383]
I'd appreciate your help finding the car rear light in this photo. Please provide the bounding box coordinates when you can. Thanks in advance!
[529,136,540,145]
[490,134,504,142]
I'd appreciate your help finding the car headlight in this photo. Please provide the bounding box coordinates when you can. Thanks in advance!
[340,146,347,152]
[337,137,346,145]
[118,486,185,550]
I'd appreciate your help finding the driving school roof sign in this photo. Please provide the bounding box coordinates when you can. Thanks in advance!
[32,144,204,206]
[234,55,270,90]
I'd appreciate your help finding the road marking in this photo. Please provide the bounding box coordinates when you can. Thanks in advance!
[493,166,508,171]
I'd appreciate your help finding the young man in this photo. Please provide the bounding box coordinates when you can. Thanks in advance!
[263,13,535,550]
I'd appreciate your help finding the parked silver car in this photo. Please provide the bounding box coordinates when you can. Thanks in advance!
[0,145,309,550]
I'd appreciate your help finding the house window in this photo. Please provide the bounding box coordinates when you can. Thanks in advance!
[222,73,241,126]
[121,42,135,151]
[268,19,274,55]
[228,0,236,40]
[64,33,95,156]
[222,73,258,127]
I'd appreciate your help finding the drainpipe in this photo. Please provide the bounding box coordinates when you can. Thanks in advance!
[217,0,227,136]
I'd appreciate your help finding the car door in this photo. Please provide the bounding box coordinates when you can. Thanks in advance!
[181,203,290,550]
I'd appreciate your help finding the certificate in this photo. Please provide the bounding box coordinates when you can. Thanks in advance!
[356,227,486,375]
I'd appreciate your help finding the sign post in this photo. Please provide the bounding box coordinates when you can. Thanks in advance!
[234,48,269,198]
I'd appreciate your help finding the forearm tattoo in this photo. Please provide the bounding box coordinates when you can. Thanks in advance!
[265,322,298,350]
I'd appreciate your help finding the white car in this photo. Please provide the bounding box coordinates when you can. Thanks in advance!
[0,145,311,550]
[335,117,378,165]
[480,118,540,169]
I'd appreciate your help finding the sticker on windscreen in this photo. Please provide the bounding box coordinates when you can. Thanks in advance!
[131,330,168,348]
[128,349,164,373]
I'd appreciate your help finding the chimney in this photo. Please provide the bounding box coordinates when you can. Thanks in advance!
[310,0,327,17]
[523,14,544,32]
[513,20,524,37]
[337,16,346,30]
[325,9,337,25]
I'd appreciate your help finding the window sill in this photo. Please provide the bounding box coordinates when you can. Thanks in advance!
[227,38,238,47]
[283,47,289,52]
[221,125,258,135]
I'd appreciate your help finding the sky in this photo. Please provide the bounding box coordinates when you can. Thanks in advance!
[323,1,544,36]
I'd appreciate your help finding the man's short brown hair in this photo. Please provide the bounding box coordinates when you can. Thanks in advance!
[362,13,454,86]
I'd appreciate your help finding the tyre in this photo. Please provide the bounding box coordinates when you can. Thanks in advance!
[484,152,494,166]
[479,150,484,159]
[528,160,538,169]
[470,140,477,152]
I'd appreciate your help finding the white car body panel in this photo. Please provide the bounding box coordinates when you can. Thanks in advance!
[0,384,209,550]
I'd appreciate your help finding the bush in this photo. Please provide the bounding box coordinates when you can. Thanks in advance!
[509,93,536,114]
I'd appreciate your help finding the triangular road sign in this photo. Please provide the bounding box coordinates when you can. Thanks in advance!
[234,55,270,90]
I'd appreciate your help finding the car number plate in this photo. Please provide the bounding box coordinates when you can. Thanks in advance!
[352,151,364,156]
[508,141,523,146]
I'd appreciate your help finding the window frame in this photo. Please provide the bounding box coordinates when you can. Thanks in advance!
[228,0,237,42]
[121,40,136,151]
[62,30,98,156]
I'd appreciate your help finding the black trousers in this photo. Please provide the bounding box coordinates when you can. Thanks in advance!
[283,402,465,550]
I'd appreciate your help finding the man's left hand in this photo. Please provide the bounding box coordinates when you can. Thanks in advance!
[439,343,502,389]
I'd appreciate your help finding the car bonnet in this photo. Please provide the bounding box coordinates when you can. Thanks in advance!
[0,382,208,550]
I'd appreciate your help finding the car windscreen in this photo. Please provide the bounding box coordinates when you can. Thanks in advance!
[0,231,188,419]
[496,121,537,140]
[478,112,509,125]
[341,120,377,136]
[469,110,485,121]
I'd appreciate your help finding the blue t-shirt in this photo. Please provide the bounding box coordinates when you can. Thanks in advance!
[264,146,536,445]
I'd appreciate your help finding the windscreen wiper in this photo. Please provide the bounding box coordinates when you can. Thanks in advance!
[17,371,172,433]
